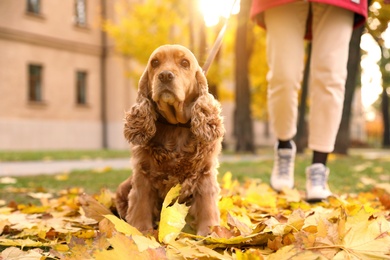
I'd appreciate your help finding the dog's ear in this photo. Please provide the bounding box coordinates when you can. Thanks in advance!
[196,68,209,96]
[123,67,157,145]
[137,67,150,100]
[191,67,225,142]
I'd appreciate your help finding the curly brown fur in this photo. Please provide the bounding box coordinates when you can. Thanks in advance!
[116,45,224,236]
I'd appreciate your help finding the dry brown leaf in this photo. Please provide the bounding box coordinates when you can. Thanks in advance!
[79,193,112,222]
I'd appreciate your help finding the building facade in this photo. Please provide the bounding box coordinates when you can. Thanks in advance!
[0,0,137,150]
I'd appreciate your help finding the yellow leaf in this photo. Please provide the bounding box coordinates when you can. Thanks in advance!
[236,248,266,260]
[245,183,277,208]
[38,229,47,239]
[158,184,189,244]
[281,188,301,203]
[218,196,235,227]
[267,245,327,260]
[167,238,231,260]
[327,153,337,162]
[55,173,69,181]
[285,209,305,233]
[103,214,142,236]
[227,212,253,236]
[95,188,114,208]
[0,238,48,248]
[341,209,390,259]
[19,205,50,214]
[73,230,96,239]
[159,202,189,244]
[132,235,161,252]
[0,219,10,234]
[193,232,258,245]
[52,243,69,252]
[161,184,181,209]
[264,217,285,236]
[222,171,233,190]
[94,233,151,260]
[373,166,383,173]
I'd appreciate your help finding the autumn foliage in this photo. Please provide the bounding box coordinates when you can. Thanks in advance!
[1,172,390,259]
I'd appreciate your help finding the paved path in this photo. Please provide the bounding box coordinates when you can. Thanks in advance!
[0,158,132,177]
[1,148,389,177]
[0,154,272,177]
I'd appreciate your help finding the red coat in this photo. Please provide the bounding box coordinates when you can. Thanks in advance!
[251,0,368,30]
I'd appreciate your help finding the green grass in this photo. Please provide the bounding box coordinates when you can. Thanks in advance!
[0,150,131,162]
[227,152,390,194]
[1,151,389,205]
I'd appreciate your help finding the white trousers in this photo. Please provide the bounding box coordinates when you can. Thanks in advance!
[264,2,354,153]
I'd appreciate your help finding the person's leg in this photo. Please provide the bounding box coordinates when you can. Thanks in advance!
[264,2,309,191]
[306,3,354,201]
[264,2,308,141]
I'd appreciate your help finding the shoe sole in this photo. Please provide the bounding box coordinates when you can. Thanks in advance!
[305,198,324,203]
[306,195,333,203]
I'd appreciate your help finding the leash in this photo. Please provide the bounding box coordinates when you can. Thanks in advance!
[202,0,238,75]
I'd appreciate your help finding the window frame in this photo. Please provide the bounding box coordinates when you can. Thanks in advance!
[76,70,88,105]
[26,0,41,15]
[74,0,87,27]
[28,64,43,102]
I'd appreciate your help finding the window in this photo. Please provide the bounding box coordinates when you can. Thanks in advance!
[76,71,87,105]
[28,64,43,102]
[26,0,41,14]
[75,0,87,26]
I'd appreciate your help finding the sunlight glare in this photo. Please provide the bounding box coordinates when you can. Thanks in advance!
[199,0,240,27]
[360,33,382,110]
[359,23,390,116]
[383,21,390,48]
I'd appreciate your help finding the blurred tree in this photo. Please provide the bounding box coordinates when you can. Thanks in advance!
[248,25,268,120]
[104,0,189,62]
[334,24,365,154]
[380,47,390,146]
[234,0,255,152]
[248,23,269,146]
[366,0,390,147]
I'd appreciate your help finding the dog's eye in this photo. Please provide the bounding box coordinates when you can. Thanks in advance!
[181,59,190,68]
[151,59,160,68]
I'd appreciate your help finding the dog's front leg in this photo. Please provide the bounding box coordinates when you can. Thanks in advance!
[125,174,156,233]
[189,173,220,236]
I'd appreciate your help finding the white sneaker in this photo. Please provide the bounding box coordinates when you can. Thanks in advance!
[270,141,296,192]
[306,163,333,202]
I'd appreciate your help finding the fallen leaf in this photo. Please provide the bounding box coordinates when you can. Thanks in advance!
[0,177,17,184]
[158,184,189,244]
[340,209,390,259]
[104,214,142,236]
[55,173,69,181]
[79,193,113,222]
[0,246,44,260]
[94,232,151,260]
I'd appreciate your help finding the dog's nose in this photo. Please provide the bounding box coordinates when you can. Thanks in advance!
[158,71,175,83]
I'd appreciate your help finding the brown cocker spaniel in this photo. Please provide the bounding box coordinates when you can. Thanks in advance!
[116,45,224,236]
